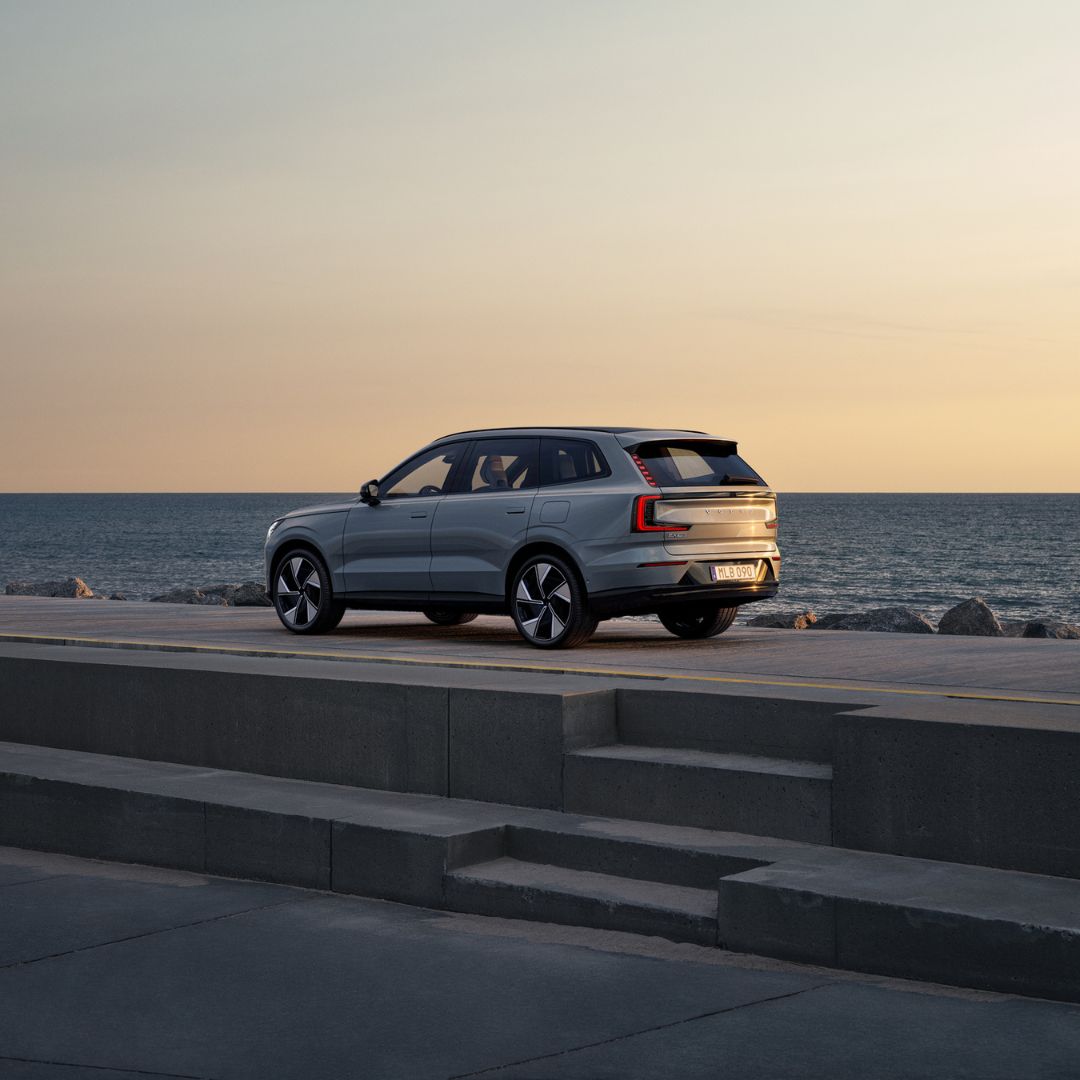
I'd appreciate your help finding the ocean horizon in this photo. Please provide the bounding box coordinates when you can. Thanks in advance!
[1,492,1077,624]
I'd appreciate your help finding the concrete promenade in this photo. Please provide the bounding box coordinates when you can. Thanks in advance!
[3,845,1080,1080]
[0,595,1078,701]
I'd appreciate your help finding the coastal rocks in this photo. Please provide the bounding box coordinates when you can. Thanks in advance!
[938,597,1003,637]
[148,581,269,606]
[149,587,228,606]
[231,582,271,607]
[812,607,936,634]
[999,619,1028,637]
[747,610,818,630]
[1023,620,1080,640]
[5,577,94,599]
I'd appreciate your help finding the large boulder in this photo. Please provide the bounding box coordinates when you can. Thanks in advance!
[231,582,271,607]
[813,607,935,634]
[999,619,1028,637]
[938,597,1003,637]
[746,610,817,630]
[1023,620,1080,640]
[5,577,94,598]
[149,587,228,606]
[198,583,240,603]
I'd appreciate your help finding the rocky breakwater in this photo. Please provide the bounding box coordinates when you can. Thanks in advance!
[4,578,127,601]
[746,595,1080,638]
[148,582,271,607]
[4,578,270,607]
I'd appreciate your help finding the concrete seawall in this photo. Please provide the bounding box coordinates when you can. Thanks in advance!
[3,643,1080,876]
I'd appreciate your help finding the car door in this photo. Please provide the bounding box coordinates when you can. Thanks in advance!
[341,443,467,596]
[430,437,540,599]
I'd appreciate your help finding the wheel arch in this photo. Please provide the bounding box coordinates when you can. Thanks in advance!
[268,538,331,596]
[505,541,587,605]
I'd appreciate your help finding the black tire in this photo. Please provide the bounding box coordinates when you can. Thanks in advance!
[271,548,345,635]
[423,610,479,626]
[510,554,597,649]
[657,603,738,640]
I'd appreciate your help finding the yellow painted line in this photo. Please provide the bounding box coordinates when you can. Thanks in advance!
[2,630,1080,708]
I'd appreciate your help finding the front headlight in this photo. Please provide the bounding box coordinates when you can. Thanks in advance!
[266,519,283,544]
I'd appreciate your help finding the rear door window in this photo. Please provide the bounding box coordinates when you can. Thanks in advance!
[631,441,766,487]
[460,438,539,493]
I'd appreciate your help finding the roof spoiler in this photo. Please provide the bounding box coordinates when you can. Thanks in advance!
[622,437,739,455]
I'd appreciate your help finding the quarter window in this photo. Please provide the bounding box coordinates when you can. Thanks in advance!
[540,438,609,486]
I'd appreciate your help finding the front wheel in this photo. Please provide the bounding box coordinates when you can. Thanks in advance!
[511,555,597,649]
[272,549,345,634]
[423,610,478,627]
[657,603,737,640]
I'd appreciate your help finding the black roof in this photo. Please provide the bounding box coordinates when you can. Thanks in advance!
[435,425,707,441]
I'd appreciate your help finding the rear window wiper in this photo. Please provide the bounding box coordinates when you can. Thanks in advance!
[720,473,763,485]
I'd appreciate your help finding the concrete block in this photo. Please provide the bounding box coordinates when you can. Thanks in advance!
[617,688,845,764]
[448,687,615,809]
[717,876,836,965]
[205,804,331,889]
[833,712,1080,877]
[0,656,450,796]
[0,772,205,871]
[837,896,1080,1001]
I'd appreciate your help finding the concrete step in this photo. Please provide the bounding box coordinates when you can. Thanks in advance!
[7,739,1080,1001]
[505,823,766,890]
[718,848,1080,1002]
[445,856,719,945]
[564,744,832,844]
[614,686,845,764]
[0,740,809,908]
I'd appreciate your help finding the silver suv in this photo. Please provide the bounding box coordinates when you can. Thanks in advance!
[265,427,779,648]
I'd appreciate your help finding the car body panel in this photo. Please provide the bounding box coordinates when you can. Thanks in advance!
[341,497,440,594]
[431,489,537,597]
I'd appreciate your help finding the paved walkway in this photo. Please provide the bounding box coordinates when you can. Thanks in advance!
[1,596,1077,701]
[1,846,1079,1080]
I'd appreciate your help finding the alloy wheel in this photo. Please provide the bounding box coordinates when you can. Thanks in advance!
[276,555,323,628]
[515,562,573,643]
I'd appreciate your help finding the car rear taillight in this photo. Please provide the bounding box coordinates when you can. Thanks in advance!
[632,494,689,533]
[766,520,778,530]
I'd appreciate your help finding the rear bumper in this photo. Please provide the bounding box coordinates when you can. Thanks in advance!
[590,579,779,618]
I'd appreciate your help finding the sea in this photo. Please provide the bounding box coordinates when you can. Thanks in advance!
[0,493,1077,624]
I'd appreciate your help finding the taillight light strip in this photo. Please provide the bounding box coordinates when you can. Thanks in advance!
[632,494,690,533]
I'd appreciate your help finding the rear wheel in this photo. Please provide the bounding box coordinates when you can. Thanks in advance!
[511,555,597,649]
[657,603,738,640]
[272,549,345,635]
[423,610,478,626]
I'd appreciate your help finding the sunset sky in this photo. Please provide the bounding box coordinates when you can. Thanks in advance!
[2,1,1077,492]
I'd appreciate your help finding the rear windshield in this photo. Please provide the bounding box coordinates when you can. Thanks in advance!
[630,441,767,487]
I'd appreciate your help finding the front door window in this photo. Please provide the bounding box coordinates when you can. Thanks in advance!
[381,445,463,499]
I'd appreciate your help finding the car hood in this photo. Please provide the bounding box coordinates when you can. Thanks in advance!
[281,499,357,519]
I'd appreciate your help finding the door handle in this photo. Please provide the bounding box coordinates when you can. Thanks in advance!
[505,506,527,514]
[411,512,428,519]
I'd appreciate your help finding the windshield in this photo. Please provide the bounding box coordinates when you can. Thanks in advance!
[630,441,767,487]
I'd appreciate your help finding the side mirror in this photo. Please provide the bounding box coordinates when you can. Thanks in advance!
[359,479,380,504]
